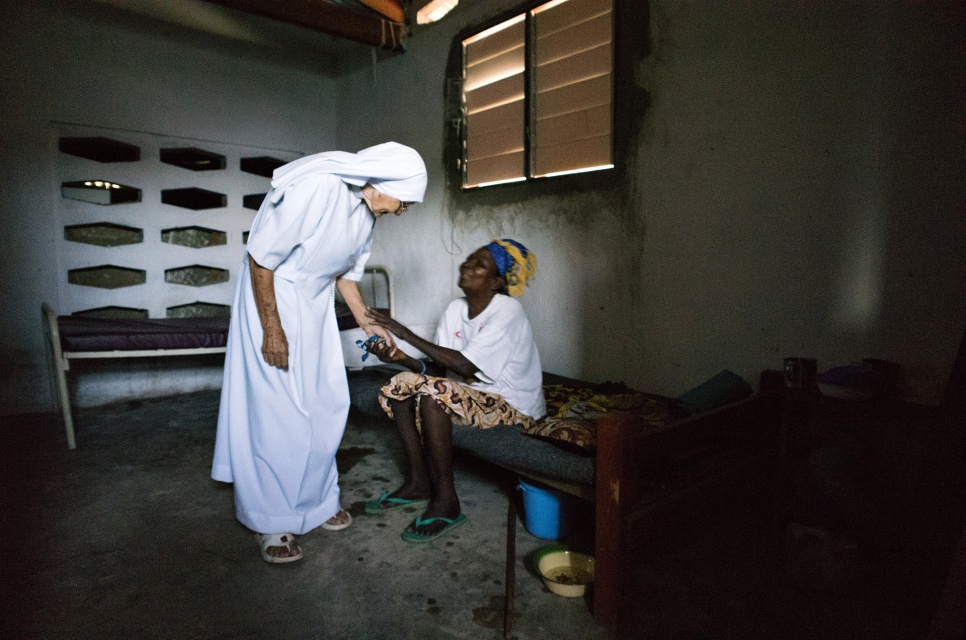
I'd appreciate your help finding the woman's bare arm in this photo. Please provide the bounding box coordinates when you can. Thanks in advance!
[365,308,478,379]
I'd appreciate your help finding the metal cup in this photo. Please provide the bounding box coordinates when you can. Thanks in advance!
[784,357,818,389]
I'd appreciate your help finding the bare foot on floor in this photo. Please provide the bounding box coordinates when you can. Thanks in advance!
[410,502,461,537]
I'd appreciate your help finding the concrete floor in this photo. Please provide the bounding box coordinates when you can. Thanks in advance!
[1,390,611,640]
[1,389,950,639]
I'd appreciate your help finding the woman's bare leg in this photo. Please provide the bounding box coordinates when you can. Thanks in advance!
[411,397,461,536]
[385,397,433,500]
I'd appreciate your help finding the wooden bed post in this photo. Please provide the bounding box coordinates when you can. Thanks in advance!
[593,411,635,631]
[504,493,517,638]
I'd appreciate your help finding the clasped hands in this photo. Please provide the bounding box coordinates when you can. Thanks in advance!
[261,307,403,370]
[362,307,408,363]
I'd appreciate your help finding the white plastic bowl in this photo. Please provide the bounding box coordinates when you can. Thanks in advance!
[535,549,595,598]
[815,380,876,400]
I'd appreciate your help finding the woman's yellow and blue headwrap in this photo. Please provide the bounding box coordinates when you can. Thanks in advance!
[485,239,536,297]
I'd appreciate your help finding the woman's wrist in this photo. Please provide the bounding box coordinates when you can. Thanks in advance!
[404,357,426,374]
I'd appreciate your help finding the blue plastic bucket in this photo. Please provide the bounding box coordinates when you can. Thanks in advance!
[518,480,571,540]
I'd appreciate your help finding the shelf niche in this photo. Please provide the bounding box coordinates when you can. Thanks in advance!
[72,306,149,320]
[161,147,226,171]
[62,181,141,206]
[240,156,287,177]
[243,193,266,210]
[68,265,146,289]
[161,188,226,210]
[161,226,227,249]
[165,264,229,287]
[59,136,141,163]
[167,301,231,318]
[65,222,143,247]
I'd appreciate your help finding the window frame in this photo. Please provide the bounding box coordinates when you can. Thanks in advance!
[456,0,615,191]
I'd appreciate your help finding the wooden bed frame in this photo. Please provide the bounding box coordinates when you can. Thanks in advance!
[591,382,782,631]
[477,375,783,637]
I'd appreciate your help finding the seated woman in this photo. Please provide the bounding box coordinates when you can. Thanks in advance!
[363,239,546,542]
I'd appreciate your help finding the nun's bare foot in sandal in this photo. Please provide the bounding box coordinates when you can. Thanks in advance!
[320,508,352,531]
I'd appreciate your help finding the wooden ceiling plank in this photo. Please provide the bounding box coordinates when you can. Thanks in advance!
[357,0,406,23]
[205,0,406,51]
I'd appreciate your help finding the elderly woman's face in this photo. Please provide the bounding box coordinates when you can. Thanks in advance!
[458,247,502,294]
[362,185,407,218]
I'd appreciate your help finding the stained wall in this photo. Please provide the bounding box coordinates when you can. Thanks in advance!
[1,0,964,416]
[336,0,966,401]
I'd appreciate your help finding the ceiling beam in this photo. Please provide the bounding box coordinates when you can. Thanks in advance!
[358,0,406,23]
[204,0,407,52]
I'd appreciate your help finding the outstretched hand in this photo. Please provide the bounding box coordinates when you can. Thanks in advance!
[366,307,410,341]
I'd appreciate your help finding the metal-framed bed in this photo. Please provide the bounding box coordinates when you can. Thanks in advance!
[42,265,393,449]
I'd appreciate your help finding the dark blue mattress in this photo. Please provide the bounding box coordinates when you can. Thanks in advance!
[56,307,391,353]
[451,422,594,486]
[347,365,595,487]
[57,316,231,352]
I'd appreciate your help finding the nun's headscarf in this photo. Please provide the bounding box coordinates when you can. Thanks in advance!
[269,142,427,205]
[485,239,536,297]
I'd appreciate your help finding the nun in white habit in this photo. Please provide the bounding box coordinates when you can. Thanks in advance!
[212,142,427,563]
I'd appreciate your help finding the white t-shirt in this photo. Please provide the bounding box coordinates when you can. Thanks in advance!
[434,295,546,420]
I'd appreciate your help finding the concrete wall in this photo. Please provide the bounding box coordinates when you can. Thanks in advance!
[336,0,966,402]
[0,1,345,414]
[2,0,964,416]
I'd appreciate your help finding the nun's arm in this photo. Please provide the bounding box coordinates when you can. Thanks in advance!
[336,276,395,346]
[249,255,288,370]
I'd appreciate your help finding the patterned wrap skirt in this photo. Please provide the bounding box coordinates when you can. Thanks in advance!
[379,372,536,431]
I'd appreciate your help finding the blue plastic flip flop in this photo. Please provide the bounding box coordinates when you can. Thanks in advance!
[364,492,430,514]
[401,513,468,543]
